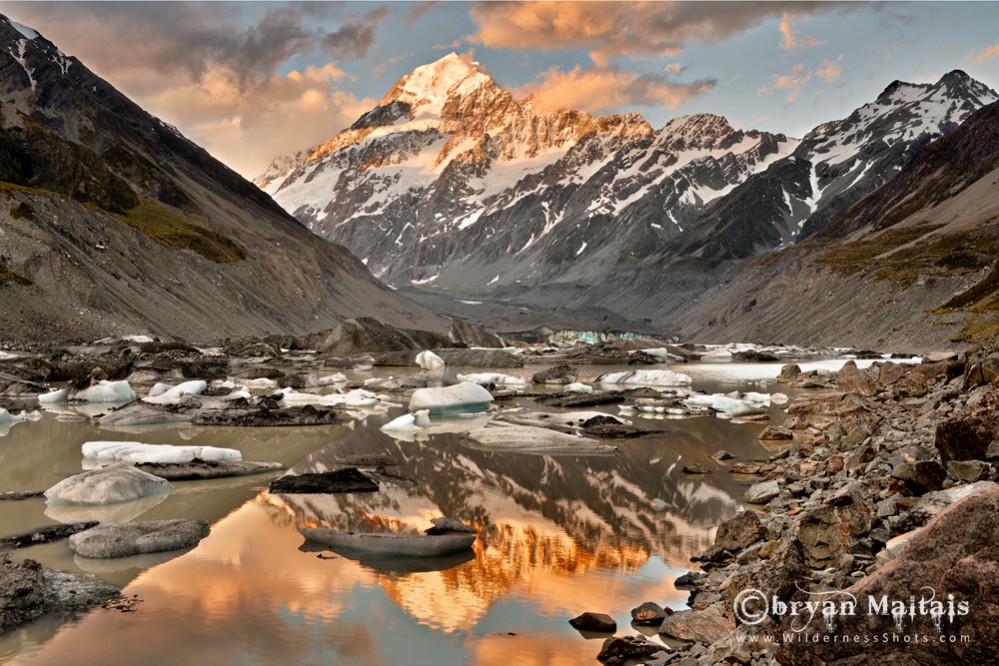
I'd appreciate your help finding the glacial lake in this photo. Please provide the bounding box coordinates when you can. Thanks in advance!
[0,359,859,665]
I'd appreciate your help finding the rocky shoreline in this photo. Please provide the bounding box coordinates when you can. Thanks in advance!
[589,347,999,665]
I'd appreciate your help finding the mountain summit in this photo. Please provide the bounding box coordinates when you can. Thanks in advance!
[0,15,444,341]
[259,55,996,329]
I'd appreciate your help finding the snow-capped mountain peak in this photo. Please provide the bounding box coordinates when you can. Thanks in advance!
[383,52,492,119]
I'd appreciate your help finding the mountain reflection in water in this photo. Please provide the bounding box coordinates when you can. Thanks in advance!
[2,377,776,665]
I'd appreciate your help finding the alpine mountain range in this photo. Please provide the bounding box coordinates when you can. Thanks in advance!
[258,53,998,333]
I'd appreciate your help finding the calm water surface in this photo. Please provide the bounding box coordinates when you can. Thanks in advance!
[0,360,833,665]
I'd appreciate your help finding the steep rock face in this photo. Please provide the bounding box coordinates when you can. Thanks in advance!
[261,55,995,327]
[0,16,446,342]
[675,101,999,351]
[678,70,998,260]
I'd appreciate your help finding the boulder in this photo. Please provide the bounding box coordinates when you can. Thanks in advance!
[899,371,929,397]
[786,392,868,418]
[44,463,172,505]
[935,392,999,464]
[745,480,780,504]
[714,511,767,552]
[596,635,662,664]
[893,481,997,533]
[777,364,801,383]
[683,464,710,474]
[658,602,735,644]
[69,520,211,559]
[630,601,671,626]
[531,363,578,385]
[777,484,999,666]
[836,360,878,397]
[758,425,794,441]
[569,611,617,633]
[796,502,873,567]
[891,460,947,493]
[947,460,990,483]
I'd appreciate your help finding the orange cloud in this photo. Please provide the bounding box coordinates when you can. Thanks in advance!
[758,55,843,103]
[143,63,374,176]
[471,1,835,64]
[965,43,999,65]
[518,65,714,114]
[779,12,826,52]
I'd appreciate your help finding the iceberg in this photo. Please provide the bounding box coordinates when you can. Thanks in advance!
[409,382,493,415]
[72,380,137,403]
[456,372,530,388]
[595,370,692,387]
[565,382,594,394]
[684,391,771,418]
[380,409,432,433]
[143,380,207,405]
[38,386,71,404]
[82,441,242,464]
[416,350,445,370]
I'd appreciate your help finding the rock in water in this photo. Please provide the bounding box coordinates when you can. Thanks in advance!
[268,467,379,494]
[569,611,617,633]
[631,601,670,625]
[69,520,211,558]
[532,363,578,385]
[596,635,662,663]
[658,602,735,643]
[424,517,476,535]
[44,463,173,505]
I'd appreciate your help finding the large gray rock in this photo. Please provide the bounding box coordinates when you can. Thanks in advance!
[44,462,173,505]
[69,520,211,559]
[714,510,767,552]
[745,480,780,504]
[658,602,735,644]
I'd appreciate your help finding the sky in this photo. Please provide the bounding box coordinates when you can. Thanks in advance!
[2,1,997,179]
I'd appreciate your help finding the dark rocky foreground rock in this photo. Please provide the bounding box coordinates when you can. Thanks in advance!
[1,554,120,634]
[69,520,211,559]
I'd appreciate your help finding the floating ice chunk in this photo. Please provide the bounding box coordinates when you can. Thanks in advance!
[38,386,71,404]
[278,387,382,409]
[72,380,136,403]
[769,392,789,405]
[144,380,207,405]
[457,372,530,388]
[595,370,692,387]
[45,462,173,506]
[565,382,594,393]
[416,350,445,370]
[243,377,278,389]
[684,391,771,419]
[318,372,348,385]
[0,407,24,424]
[381,409,432,433]
[409,382,494,415]
[82,441,242,464]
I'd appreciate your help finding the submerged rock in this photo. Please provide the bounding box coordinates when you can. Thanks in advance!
[268,467,379,494]
[569,611,617,633]
[69,520,211,559]
[45,463,173,505]
[136,460,283,481]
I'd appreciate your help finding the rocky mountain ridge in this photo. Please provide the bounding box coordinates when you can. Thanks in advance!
[0,15,447,343]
